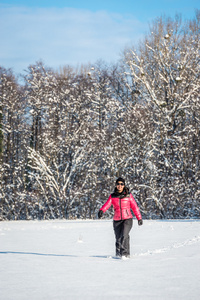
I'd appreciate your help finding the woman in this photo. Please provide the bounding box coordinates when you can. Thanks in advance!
[98,177,143,258]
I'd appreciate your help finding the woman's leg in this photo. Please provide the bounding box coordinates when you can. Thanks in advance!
[121,218,133,257]
[113,220,124,256]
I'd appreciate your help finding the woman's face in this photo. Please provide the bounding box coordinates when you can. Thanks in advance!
[116,181,124,193]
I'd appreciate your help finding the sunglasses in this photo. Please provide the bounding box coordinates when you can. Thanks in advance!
[116,183,124,186]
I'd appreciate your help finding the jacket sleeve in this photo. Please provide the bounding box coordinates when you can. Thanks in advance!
[130,193,142,220]
[100,195,112,213]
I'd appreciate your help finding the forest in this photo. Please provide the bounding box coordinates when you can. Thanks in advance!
[0,11,200,220]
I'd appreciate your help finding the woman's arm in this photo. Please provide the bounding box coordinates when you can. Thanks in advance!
[100,195,112,213]
[130,193,142,220]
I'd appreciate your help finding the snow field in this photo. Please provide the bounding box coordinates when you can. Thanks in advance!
[0,219,200,300]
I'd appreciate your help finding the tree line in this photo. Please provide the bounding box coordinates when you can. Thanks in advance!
[0,12,200,220]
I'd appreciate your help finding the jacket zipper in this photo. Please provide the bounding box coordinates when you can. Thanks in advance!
[119,198,122,220]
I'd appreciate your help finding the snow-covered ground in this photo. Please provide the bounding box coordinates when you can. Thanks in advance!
[0,219,200,300]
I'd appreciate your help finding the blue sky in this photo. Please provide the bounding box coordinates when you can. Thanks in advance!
[0,0,199,75]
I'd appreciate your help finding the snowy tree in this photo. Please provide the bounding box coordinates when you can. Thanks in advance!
[0,11,199,221]
[0,67,28,220]
[124,13,200,218]
[25,64,106,219]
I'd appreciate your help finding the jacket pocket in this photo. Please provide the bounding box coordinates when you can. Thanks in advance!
[126,209,129,216]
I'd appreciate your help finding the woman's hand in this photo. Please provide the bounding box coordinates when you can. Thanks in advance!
[138,219,143,226]
[98,210,103,219]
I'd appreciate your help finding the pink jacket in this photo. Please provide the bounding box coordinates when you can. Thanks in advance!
[100,193,142,221]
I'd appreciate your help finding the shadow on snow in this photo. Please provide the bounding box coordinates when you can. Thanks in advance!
[0,251,115,259]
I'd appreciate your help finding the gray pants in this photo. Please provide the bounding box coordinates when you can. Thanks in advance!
[113,218,133,257]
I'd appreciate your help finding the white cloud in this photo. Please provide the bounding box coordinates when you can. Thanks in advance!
[0,5,147,74]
